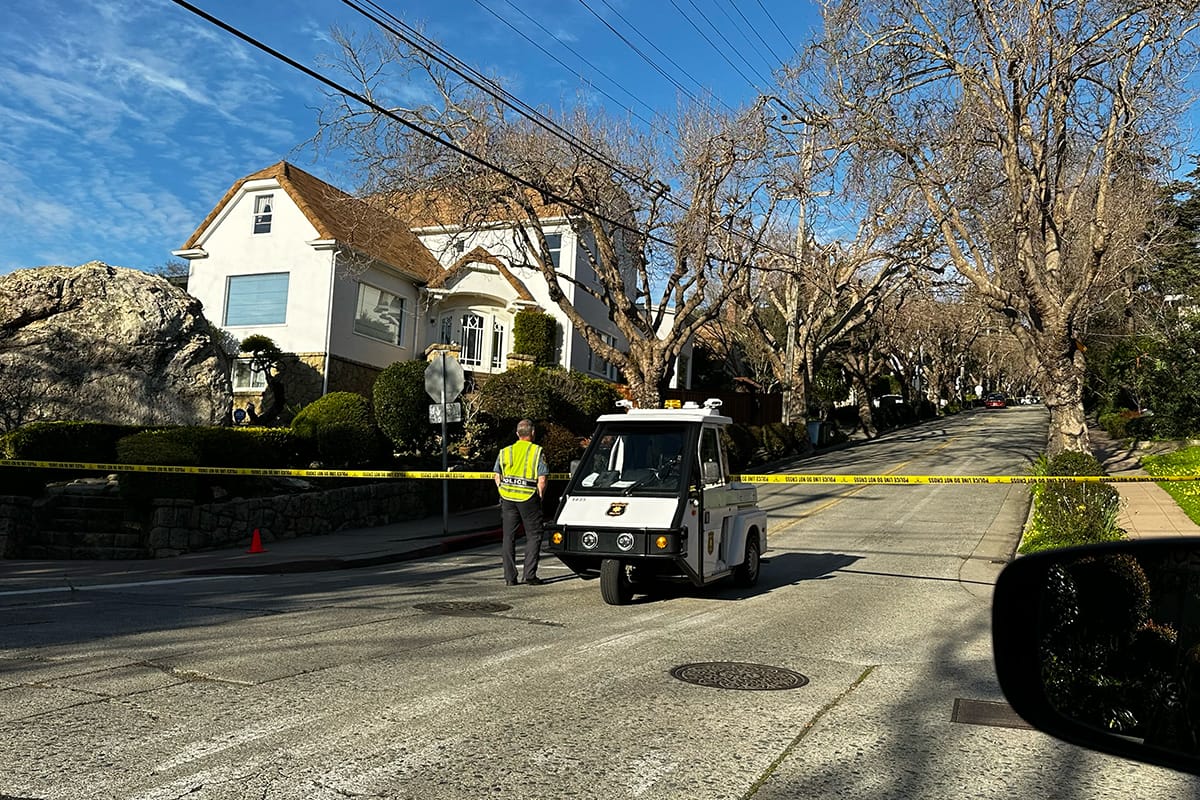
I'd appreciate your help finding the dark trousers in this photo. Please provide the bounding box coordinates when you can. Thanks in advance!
[500,495,543,583]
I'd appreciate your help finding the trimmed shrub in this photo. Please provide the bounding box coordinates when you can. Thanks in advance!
[760,422,795,460]
[512,310,557,366]
[477,366,620,435]
[292,392,384,467]
[374,360,439,457]
[113,426,309,503]
[1,421,149,461]
[537,420,583,472]
[0,421,151,497]
[116,429,204,503]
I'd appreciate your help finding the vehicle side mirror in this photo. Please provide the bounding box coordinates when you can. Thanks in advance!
[569,459,581,477]
[702,460,721,484]
[993,537,1200,775]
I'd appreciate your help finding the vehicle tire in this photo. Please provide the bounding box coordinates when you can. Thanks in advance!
[600,558,634,605]
[733,532,760,588]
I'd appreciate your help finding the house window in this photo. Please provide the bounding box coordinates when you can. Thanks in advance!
[544,233,562,269]
[224,273,289,326]
[460,313,485,367]
[491,319,506,369]
[354,283,405,346]
[232,358,267,392]
[588,332,619,381]
[440,315,453,345]
[253,194,274,234]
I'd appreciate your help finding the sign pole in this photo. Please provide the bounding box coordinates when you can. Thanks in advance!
[440,353,449,538]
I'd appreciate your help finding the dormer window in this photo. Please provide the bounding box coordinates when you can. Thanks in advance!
[253,194,273,234]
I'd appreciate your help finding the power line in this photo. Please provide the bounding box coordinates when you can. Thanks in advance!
[754,0,800,56]
[167,0,794,272]
[482,0,661,124]
[465,0,657,126]
[345,0,657,195]
[720,0,789,71]
[576,0,731,116]
[671,0,775,92]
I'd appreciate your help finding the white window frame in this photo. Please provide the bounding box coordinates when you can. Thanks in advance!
[232,358,268,392]
[460,313,485,367]
[491,319,506,369]
[353,283,406,347]
[253,194,273,234]
[224,272,289,326]
[544,232,562,269]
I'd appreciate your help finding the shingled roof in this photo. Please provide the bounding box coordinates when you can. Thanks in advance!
[181,161,443,283]
[426,246,537,302]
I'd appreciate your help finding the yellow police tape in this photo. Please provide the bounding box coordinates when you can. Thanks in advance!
[0,459,1196,484]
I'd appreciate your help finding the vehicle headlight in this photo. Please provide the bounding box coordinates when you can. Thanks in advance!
[616,532,635,552]
[581,531,599,549]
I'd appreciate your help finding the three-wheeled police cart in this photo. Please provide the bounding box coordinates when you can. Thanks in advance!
[546,399,768,605]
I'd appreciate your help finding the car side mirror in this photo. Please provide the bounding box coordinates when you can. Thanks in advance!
[569,459,581,477]
[993,537,1200,775]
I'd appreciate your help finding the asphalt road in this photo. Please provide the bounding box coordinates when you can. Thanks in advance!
[2,407,1198,799]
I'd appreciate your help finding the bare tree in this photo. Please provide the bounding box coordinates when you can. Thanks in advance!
[312,26,785,407]
[799,0,1200,454]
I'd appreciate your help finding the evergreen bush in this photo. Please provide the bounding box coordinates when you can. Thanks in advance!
[373,360,438,457]
[292,392,383,467]
[115,429,204,503]
[512,310,557,366]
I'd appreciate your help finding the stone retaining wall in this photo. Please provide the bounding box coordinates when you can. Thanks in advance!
[146,481,431,557]
[0,480,451,559]
[0,496,34,558]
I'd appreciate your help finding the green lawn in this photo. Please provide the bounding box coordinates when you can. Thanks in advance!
[1142,446,1200,526]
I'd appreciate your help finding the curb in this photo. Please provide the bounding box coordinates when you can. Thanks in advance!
[185,526,504,576]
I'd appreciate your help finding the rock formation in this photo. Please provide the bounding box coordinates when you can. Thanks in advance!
[0,262,232,426]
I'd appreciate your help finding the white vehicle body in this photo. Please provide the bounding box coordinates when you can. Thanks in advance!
[547,400,768,604]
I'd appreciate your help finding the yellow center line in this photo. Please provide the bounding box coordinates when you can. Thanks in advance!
[770,434,961,534]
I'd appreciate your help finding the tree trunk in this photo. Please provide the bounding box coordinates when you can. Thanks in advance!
[1039,345,1090,456]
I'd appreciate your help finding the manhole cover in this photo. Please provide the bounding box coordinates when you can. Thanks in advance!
[670,662,809,691]
[951,698,1032,729]
[413,601,512,616]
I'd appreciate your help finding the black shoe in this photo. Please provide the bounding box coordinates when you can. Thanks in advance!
[524,576,545,586]
[505,580,518,586]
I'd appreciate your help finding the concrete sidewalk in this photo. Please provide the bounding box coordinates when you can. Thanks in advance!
[1091,426,1200,540]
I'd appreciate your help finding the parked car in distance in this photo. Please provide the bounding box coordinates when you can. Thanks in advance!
[984,393,1007,409]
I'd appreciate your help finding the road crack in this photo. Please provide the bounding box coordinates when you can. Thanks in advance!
[740,664,877,799]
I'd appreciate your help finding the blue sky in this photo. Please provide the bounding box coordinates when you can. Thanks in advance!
[0,0,820,274]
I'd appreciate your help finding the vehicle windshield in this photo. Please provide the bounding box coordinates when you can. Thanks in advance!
[572,424,690,496]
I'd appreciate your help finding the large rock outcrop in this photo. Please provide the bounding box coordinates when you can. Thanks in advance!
[0,262,232,426]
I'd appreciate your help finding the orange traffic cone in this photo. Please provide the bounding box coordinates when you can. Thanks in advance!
[247,528,266,554]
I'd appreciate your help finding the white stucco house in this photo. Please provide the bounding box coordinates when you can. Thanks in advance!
[175,161,445,404]
[175,161,683,408]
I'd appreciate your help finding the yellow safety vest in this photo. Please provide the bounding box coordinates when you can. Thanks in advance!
[497,440,543,502]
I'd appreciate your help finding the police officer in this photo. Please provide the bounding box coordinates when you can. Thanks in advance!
[493,418,549,586]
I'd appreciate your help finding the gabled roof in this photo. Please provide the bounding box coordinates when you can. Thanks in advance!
[427,246,536,302]
[380,186,572,231]
[181,161,443,283]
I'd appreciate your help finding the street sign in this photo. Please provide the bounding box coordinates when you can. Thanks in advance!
[429,402,463,424]
[424,352,465,403]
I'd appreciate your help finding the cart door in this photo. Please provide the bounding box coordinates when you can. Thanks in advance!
[699,425,731,577]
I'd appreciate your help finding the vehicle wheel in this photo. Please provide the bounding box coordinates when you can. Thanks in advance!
[733,532,760,588]
[600,558,634,605]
